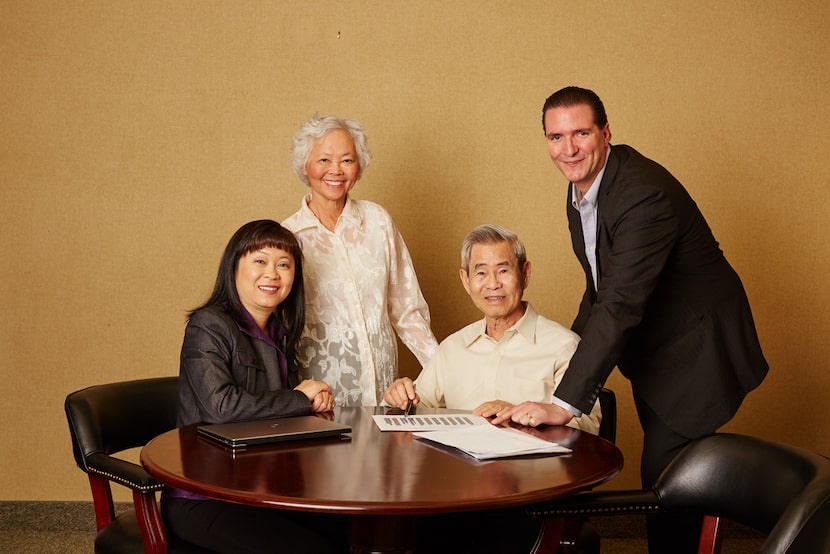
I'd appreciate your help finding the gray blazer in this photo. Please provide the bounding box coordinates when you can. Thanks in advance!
[177,305,310,426]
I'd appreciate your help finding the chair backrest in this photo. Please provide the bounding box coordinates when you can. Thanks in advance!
[66,376,179,473]
[655,433,830,554]
[65,377,191,553]
[596,387,616,443]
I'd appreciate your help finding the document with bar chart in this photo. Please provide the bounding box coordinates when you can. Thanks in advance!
[372,413,489,431]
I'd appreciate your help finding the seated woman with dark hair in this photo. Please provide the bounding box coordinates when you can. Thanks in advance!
[161,219,347,554]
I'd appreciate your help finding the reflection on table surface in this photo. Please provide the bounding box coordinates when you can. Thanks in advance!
[141,406,623,515]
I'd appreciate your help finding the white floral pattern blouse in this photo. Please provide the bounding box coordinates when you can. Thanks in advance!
[283,195,438,406]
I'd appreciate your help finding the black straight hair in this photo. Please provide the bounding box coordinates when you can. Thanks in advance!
[189,219,305,359]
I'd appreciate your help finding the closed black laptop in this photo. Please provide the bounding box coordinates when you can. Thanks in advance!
[197,416,351,448]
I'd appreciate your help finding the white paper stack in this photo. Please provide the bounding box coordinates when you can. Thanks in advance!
[413,423,571,460]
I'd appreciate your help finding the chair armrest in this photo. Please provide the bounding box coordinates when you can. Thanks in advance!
[527,489,662,518]
[86,452,165,494]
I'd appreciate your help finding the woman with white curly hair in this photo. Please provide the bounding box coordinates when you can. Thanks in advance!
[282,114,438,407]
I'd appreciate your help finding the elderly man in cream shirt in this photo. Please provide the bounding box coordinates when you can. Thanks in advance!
[384,224,601,434]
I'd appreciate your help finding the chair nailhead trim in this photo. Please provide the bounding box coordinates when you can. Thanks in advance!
[89,467,165,493]
[529,504,662,517]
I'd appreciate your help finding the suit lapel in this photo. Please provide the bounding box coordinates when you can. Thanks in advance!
[567,185,589,269]
[593,145,622,285]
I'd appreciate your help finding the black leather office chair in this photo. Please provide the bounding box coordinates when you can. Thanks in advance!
[528,433,830,554]
[65,377,210,554]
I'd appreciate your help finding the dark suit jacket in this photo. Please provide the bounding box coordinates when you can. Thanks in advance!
[177,305,310,426]
[555,145,768,437]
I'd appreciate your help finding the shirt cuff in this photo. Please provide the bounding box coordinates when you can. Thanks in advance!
[551,395,583,418]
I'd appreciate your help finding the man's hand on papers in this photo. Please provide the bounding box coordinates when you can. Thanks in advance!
[383,377,419,410]
[473,399,515,419]
[490,401,574,427]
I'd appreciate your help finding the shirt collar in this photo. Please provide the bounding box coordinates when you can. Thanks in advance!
[571,147,612,209]
[237,307,282,348]
[462,302,538,347]
[292,193,363,231]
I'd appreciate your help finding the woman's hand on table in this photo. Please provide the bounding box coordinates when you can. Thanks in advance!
[295,379,335,412]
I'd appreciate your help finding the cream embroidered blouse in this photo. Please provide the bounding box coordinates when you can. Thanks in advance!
[283,195,438,406]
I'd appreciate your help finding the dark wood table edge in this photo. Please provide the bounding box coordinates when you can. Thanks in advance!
[140,411,624,553]
[141,423,623,515]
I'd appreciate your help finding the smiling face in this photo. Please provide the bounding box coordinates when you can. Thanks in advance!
[235,246,295,329]
[460,241,530,332]
[302,129,360,208]
[544,103,611,195]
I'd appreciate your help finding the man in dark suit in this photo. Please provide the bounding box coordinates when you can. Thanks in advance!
[494,86,768,552]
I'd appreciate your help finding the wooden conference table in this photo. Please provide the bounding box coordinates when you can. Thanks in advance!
[141,407,623,553]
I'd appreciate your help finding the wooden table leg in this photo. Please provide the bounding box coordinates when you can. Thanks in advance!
[530,517,587,554]
[350,515,415,554]
[558,517,587,553]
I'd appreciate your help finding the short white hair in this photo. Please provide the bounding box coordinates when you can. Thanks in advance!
[290,114,372,186]
[461,224,527,273]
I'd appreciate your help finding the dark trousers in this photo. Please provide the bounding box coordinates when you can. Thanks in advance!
[162,498,349,554]
[634,396,707,554]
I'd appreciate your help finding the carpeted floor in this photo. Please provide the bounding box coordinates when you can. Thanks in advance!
[0,502,95,553]
[0,501,764,553]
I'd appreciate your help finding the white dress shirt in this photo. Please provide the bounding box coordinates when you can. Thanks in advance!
[570,148,611,292]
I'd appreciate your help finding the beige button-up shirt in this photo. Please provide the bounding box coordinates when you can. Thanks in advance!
[414,303,601,434]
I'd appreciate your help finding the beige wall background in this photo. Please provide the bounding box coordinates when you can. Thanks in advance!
[2,1,828,501]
